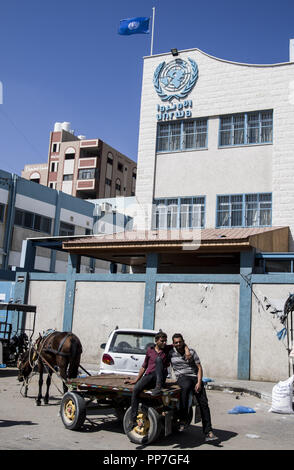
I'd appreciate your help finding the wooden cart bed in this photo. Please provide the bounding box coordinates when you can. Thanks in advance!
[67,374,181,398]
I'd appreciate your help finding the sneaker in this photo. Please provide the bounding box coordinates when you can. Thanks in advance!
[151,386,162,396]
[205,431,218,442]
[179,423,186,432]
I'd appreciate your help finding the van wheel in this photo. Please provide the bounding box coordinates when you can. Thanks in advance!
[123,405,162,445]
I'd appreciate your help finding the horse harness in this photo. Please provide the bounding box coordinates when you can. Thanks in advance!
[30,332,74,389]
[36,331,73,359]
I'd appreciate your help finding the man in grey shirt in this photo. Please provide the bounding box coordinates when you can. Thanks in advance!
[169,333,218,442]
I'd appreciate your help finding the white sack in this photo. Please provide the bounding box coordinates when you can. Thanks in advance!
[269,375,294,414]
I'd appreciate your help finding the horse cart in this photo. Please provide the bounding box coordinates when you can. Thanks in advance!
[60,374,200,445]
[0,302,36,366]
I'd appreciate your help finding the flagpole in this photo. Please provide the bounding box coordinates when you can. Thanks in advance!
[150,7,155,55]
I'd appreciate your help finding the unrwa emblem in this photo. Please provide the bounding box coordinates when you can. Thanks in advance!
[153,58,198,102]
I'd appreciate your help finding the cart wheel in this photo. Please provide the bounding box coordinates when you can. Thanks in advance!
[60,392,86,431]
[123,405,162,445]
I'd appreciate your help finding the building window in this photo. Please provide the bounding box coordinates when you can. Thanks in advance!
[131,169,136,194]
[115,179,121,191]
[180,197,205,229]
[216,193,272,227]
[50,161,59,172]
[115,178,121,195]
[29,172,41,184]
[59,221,75,236]
[118,162,123,172]
[52,143,60,153]
[63,174,73,181]
[219,110,273,147]
[105,178,112,186]
[0,203,5,222]
[255,258,292,274]
[14,209,52,234]
[78,168,97,180]
[65,154,75,160]
[156,118,208,153]
[152,197,205,229]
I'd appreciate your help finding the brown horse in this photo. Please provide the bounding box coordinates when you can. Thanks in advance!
[17,330,83,406]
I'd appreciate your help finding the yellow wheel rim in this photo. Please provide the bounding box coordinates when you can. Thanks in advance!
[64,399,76,422]
[133,412,150,436]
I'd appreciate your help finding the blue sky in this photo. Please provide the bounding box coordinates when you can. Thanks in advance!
[0,0,294,175]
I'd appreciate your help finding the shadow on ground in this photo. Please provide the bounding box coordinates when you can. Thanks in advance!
[146,426,238,450]
[0,419,38,427]
[72,408,237,449]
[0,368,19,377]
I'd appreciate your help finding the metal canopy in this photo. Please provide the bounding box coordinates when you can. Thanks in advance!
[60,226,289,266]
[23,226,289,267]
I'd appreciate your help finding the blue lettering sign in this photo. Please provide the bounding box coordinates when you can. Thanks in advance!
[156,101,193,121]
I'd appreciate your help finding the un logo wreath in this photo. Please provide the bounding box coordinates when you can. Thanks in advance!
[153,58,198,102]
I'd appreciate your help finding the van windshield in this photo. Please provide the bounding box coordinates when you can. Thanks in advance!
[109,332,155,355]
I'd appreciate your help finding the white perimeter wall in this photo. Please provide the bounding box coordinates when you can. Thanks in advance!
[72,282,145,364]
[155,283,240,379]
[251,284,291,381]
[27,281,66,334]
[24,279,292,381]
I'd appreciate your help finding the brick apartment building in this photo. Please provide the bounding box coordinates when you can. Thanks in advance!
[22,122,137,200]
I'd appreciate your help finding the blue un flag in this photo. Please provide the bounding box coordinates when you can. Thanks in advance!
[118,17,150,35]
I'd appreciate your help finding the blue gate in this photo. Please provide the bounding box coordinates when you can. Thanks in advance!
[0,281,15,339]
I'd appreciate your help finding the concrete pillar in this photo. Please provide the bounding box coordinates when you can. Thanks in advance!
[49,190,62,272]
[20,240,36,272]
[12,272,29,335]
[143,253,158,330]
[237,249,255,380]
[62,253,80,332]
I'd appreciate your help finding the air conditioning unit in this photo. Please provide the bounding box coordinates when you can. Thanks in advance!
[94,205,101,216]
[101,202,112,213]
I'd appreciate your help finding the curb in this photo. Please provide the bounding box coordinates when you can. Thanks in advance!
[207,383,272,404]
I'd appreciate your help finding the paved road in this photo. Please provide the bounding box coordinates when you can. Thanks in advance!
[0,368,293,453]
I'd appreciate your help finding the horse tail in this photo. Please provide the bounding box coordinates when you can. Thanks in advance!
[67,335,83,379]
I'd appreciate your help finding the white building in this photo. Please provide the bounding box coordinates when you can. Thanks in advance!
[135,43,294,251]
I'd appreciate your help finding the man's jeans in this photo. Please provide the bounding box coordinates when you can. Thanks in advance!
[131,356,167,421]
[176,375,213,435]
